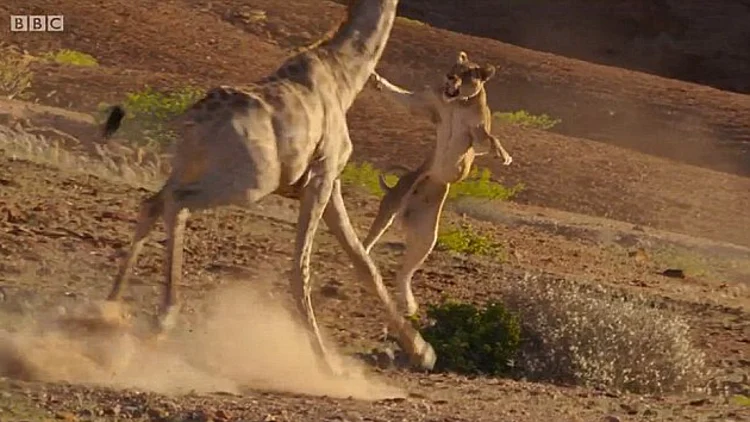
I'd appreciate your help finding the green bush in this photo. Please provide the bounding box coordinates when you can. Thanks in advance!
[421,300,521,375]
[448,167,524,201]
[436,223,502,257]
[494,110,561,130]
[42,49,98,67]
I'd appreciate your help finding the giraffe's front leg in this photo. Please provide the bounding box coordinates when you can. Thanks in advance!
[323,178,436,371]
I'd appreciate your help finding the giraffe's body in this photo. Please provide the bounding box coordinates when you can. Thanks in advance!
[363,52,513,316]
[104,0,436,373]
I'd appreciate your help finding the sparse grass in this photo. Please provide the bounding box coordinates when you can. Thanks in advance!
[494,110,561,131]
[341,161,522,201]
[651,246,710,278]
[41,49,98,67]
[436,223,503,258]
[448,167,524,201]
[98,86,205,145]
[502,275,708,394]
[421,300,520,375]
[340,162,399,197]
[449,197,515,226]
[237,9,267,24]
[730,395,750,406]
[123,86,205,121]
[650,245,750,284]
[0,125,163,190]
[396,16,428,27]
[0,46,33,100]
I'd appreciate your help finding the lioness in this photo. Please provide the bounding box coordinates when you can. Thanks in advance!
[364,51,513,316]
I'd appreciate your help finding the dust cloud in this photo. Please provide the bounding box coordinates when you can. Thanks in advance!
[0,281,404,401]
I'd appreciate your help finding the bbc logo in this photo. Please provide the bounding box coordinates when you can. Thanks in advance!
[10,15,64,32]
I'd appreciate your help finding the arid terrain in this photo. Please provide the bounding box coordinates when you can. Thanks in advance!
[0,0,749,421]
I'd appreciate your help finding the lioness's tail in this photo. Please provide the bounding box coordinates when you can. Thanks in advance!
[102,105,126,139]
[378,164,412,193]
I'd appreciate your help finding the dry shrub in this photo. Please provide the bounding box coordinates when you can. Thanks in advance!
[503,274,707,394]
[0,125,164,190]
[0,45,33,100]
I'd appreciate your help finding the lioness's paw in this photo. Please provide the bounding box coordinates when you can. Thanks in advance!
[369,73,384,90]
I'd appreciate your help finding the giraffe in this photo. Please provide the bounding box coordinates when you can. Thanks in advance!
[102,0,436,373]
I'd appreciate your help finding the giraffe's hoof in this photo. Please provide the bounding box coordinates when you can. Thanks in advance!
[411,339,437,371]
[403,306,419,319]
[154,305,180,336]
[397,293,419,317]
[317,355,345,378]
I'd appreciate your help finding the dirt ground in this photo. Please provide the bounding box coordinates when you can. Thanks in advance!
[0,0,749,421]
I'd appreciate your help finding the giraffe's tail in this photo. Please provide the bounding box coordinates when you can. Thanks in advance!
[102,105,126,139]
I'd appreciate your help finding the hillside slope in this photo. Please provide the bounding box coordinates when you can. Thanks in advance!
[3,0,750,250]
[400,0,750,95]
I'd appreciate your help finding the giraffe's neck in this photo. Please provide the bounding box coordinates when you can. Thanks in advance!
[320,0,399,109]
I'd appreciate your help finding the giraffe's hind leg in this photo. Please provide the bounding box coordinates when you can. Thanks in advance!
[156,197,190,334]
[396,178,449,317]
[362,191,399,254]
[153,171,280,336]
[290,164,338,374]
[107,188,165,301]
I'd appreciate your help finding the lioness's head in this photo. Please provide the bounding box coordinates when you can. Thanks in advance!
[443,51,496,102]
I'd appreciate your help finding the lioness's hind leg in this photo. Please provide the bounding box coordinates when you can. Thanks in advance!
[363,168,425,253]
[397,179,449,316]
[363,177,409,253]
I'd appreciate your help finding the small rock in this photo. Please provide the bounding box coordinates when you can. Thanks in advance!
[688,397,710,406]
[103,404,121,416]
[147,406,169,420]
[619,403,638,415]
[643,409,658,417]
[344,411,364,422]
[215,409,231,421]
[320,283,345,299]
[601,416,621,422]
[122,405,142,418]
[661,268,685,279]
[55,411,78,421]
[375,347,396,369]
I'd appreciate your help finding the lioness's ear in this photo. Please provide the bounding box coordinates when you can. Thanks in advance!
[479,64,496,81]
[457,51,468,64]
